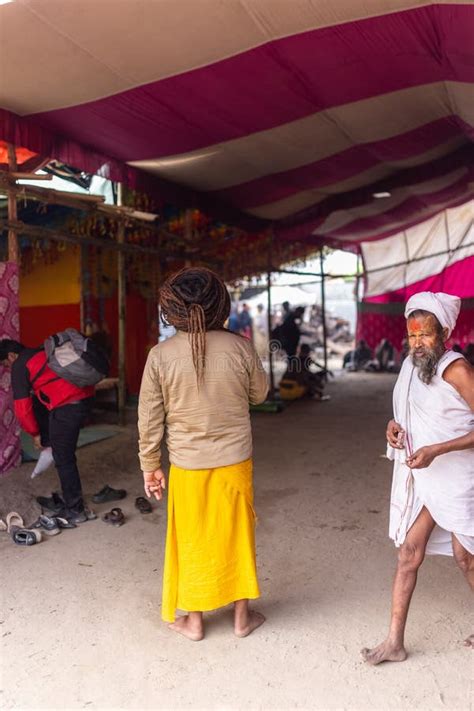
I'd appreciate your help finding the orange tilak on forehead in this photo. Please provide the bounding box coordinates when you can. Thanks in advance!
[408,318,423,332]
[407,314,436,336]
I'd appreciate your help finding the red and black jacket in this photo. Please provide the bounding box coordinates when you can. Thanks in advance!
[11,348,95,436]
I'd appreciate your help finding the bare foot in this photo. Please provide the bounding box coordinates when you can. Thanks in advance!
[463,634,474,648]
[234,610,266,638]
[361,641,407,665]
[168,615,204,642]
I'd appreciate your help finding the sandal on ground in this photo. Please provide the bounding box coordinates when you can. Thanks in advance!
[6,512,25,533]
[11,528,42,546]
[102,507,125,527]
[55,516,77,529]
[135,497,152,514]
[92,485,127,504]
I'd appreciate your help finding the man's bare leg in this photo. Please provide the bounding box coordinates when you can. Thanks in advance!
[168,611,204,641]
[361,507,436,665]
[451,534,474,648]
[234,599,265,638]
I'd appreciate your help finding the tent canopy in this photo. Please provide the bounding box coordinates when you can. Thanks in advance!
[362,200,474,297]
[1,0,473,249]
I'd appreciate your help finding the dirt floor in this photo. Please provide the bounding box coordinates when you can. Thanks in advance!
[1,373,472,711]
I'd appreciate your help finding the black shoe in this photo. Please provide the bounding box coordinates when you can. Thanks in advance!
[36,492,64,514]
[92,485,127,504]
[32,514,61,536]
[63,507,97,525]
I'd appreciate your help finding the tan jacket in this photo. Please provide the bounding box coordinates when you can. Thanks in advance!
[138,330,268,471]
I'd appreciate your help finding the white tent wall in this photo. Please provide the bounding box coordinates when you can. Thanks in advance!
[361,200,474,298]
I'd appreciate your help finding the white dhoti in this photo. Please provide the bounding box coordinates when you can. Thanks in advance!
[388,350,474,556]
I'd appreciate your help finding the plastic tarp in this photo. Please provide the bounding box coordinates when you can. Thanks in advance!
[357,201,474,350]
[361,201,474,297]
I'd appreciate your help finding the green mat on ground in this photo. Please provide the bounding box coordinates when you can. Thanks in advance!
[250,400,284,413]
[21,426,121,462]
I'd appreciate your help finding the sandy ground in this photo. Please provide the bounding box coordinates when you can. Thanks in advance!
[1,373,472,711]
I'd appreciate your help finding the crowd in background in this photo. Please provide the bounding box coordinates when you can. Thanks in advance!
[160,299,474,375]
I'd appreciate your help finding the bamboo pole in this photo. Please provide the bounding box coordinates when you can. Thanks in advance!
[116,184,127,426]
[5,172,53,181]
[0,181,167,235]
[0,220,190,258]
[6,144,19,263]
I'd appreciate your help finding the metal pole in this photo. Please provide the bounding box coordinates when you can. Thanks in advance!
[117,184,127,426]
[266,269,275,398]
[319,248,328,371]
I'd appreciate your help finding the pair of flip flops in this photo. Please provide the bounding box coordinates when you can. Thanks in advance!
[3,512,42,546]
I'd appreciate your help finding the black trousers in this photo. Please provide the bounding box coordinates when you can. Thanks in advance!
[49,399,91,511]
[32,396,51,447]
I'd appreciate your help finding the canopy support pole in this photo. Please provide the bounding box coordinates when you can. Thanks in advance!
[117,184,127,426]
[319,248,328,371]
[266,269,275,398]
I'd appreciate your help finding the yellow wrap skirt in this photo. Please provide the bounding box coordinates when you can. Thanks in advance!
[161,458,260,622]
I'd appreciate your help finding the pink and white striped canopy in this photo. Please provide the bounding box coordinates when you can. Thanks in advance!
[1,0,473,246]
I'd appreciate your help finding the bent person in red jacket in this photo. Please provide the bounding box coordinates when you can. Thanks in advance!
[0,339,95,523]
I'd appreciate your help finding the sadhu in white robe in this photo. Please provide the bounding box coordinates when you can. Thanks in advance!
[388,350,474,556]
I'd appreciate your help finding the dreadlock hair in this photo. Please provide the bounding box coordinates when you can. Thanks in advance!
[159,267,231,382]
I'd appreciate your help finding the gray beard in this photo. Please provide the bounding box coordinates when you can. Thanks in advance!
[411,342,445,384]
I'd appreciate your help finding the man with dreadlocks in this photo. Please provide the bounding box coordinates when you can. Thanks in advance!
[362,292,474,665]
[138,267,268,641]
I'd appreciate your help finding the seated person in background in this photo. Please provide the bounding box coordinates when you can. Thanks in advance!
[366,338,396,372]
[279,344,331,401]
[345,339,372,371]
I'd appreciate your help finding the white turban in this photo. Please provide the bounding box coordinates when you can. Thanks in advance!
[404,291,461,337]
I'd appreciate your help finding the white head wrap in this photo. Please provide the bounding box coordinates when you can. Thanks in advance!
[404,291,461,337]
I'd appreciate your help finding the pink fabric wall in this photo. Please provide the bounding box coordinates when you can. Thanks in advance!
[366,256,474,303]
[357,257,474,352]
[0,262,21,474]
